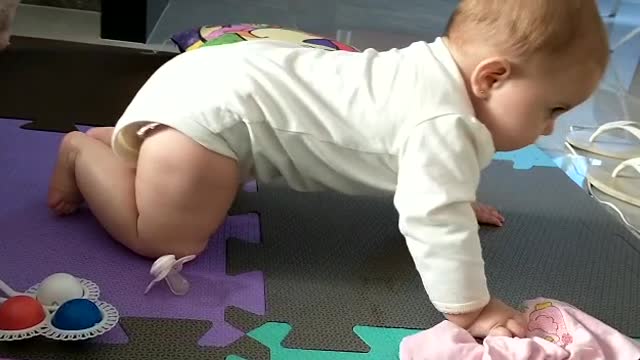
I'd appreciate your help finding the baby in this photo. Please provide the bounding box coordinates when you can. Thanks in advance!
[46,0,609,339]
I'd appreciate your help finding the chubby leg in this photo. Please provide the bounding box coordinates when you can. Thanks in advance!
[46,127,114,213]
[85,127,114,146]
[48,126,239,258]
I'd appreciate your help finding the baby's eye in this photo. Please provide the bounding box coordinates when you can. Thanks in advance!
[550,107,567,117]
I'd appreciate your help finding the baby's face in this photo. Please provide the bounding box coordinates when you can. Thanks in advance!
[476,60,602,151]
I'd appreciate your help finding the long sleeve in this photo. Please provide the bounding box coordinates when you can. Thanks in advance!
[393,114,495,314]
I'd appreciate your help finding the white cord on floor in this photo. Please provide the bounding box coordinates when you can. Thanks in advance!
[563,141,640,237]
[612,26,640,51]
[587,180,640,236]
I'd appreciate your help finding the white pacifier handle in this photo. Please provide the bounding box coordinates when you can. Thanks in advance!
[0,279,20,298]
[144,254,196,296]
[165,271,190,296]
[0,279,57,310]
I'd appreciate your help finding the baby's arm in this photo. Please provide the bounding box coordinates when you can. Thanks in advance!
[393,114,524,336]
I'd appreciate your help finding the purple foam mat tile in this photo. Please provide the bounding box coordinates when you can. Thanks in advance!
[0,119,265,347]
[243,181,258,192]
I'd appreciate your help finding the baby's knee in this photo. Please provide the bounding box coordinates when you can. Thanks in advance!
[85,127,102,138]
[85,127,115,144]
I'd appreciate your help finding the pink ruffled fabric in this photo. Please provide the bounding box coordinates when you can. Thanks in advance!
[400,298,640,360]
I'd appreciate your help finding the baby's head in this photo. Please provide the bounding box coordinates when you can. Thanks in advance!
[444,0,609,151]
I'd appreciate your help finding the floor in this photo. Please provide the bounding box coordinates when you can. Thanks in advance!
[8,0,640,236]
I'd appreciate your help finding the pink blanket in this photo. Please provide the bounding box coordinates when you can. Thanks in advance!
[400,298,640,359]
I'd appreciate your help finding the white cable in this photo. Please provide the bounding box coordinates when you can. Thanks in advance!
[565,137,640,238]
[587,181,640,237]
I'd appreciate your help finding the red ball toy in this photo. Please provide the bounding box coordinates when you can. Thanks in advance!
[0,295,46,331]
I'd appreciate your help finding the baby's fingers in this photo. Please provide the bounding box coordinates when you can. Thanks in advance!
[485,212,504,227]
[488,318,526,338]
[488,325,513,337]
[505,317,527,338]
[492,212,505,226]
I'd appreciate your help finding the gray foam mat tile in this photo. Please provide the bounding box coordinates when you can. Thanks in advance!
[477,161,640,324]
[226,160,640,353]
[0,318,269,360]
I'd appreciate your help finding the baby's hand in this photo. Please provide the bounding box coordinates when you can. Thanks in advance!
[445,298,527,338]
[472,202,505,226]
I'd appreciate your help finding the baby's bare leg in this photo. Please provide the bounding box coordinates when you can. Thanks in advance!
[85,127,114,146]
[48,127,239,258]
[46,127,114,214]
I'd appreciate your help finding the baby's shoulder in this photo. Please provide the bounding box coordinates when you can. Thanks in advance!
[398,113,494,165]
[407,113,488,139]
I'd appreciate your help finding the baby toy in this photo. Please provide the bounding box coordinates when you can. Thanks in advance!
[144,254,196,296]
[0,273,118,341]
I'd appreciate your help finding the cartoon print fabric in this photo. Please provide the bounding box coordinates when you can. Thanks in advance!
[399,298,640,359]
[170,23,359,53]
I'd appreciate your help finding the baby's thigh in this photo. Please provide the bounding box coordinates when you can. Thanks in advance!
[134,126,239,255]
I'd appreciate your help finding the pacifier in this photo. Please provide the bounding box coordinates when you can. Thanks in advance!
[144,255,196,296]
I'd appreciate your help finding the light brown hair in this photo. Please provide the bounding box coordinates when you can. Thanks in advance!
[444,0,610,71]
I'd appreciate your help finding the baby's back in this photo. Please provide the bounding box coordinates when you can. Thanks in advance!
[119,38,472,194]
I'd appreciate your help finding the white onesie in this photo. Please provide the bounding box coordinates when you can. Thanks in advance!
[111,37,496,314]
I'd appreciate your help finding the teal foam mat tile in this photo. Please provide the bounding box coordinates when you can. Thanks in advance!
[494,144,557,170]
[228,323,419,360]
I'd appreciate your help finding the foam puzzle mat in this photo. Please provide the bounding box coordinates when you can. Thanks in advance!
[228,324,419,360]
[225,164,640,354]
[0,119,268,359]
[494,144,558,170]
[2,116,640,360]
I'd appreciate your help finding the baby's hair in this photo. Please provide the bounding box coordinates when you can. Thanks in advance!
[444,0,609,71]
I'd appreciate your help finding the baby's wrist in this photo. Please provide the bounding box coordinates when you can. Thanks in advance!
[443,309,482,329]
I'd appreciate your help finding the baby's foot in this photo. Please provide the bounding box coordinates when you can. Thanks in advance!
[48,132,84,215]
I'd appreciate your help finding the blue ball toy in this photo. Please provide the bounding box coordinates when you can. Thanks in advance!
[52,298,103,331]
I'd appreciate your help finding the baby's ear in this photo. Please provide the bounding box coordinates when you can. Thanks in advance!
[470,57,512,97]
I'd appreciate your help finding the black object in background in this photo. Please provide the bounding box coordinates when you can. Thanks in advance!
[101,0,169,43]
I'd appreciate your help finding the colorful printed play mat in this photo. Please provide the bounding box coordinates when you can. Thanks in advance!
[170,23,359,53]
